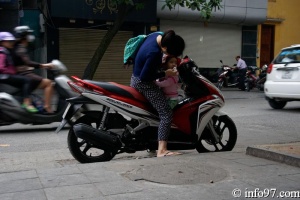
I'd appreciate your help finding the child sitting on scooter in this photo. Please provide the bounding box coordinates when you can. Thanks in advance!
[155,55,181,109]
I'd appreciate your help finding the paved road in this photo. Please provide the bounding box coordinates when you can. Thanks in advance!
[0,88,299,170]
[0,88,299,200]
[223,89,299,146]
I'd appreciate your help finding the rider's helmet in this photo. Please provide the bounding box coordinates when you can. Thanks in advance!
[0,32,15,42]
[14,26,35,42]
[262,64,268,71]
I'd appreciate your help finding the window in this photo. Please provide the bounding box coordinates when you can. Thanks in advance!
[19,0,37,9]
[274,47,300,64]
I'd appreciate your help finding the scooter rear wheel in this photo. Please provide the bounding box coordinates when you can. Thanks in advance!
[196,115,237,153]
[245,81,251,92]
[67,114,116,163]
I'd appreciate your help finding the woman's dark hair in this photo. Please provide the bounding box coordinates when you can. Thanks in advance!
[161,30,185,57]
[165,55,176,64]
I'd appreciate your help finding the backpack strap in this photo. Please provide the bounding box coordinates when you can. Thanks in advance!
[123,31,164,68]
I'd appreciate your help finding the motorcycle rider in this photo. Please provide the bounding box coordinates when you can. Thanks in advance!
[12,26,54,113]
[234,56,247,91]
[0,32,38,113]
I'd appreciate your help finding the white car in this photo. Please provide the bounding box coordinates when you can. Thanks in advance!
[264,44,300,109]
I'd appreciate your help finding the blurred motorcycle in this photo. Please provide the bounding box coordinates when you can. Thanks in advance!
[216,60,239,90]
[0,60,78,126]
[244,65,267,92]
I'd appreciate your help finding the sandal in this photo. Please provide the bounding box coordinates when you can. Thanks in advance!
[157,151,182,158]
[43,106,54,114]
[21,104,38,113]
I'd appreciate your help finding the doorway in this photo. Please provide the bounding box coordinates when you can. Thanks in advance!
[260,25,275,67]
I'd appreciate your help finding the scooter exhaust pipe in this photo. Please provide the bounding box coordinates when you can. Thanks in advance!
[73,123,122,151]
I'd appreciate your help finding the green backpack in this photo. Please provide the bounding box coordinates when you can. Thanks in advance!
[123,32,163,68]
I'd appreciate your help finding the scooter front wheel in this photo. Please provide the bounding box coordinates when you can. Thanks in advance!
[216,81,223,90]
[196,115,237,153]
[67,114,116,163]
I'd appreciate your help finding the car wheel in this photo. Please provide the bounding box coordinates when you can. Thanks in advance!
[268,99,287,109]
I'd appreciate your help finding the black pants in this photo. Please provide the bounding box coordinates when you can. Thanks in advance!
[238,68,247,90]
[0,74,32,99]
[130,75,173,141]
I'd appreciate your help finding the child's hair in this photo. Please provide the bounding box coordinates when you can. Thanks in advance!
[162,55,181,69]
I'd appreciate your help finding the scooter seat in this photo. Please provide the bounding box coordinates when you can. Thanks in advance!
[83,80,148,103]
[0,74,9,79]
[0,83,20,95]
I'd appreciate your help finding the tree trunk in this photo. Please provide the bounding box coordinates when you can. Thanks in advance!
[82,4,130,79]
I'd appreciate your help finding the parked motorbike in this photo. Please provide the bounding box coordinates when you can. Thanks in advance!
[244,65,267,92]
[0,60,78,126]
[216,60,239,90]
[56,56,237,163]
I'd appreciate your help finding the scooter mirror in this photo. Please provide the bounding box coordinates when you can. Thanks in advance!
[51,59,67,72]
[220,60,223,64]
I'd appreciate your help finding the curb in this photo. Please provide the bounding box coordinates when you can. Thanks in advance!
[246,145,300,168]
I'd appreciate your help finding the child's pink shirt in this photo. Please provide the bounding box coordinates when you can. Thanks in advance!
[155,75,179,98]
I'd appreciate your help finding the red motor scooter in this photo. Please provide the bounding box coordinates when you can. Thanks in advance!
[56,56,237,163]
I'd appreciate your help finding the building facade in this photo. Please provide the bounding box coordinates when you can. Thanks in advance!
[0,0,269,85]
[257,0,300,67]
[157,0,267,69]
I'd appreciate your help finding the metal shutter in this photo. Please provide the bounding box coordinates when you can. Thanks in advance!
[59,28,133,85]
[160,20,242,68]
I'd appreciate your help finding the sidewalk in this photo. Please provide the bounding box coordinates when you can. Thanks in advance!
[247,141,300,168]
[0,146,299,200]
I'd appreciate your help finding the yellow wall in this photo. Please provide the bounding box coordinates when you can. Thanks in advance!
[267,0,300,55]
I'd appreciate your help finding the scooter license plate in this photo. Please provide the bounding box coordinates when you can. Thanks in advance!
[62,103,72,119]
[56,103,73,133]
